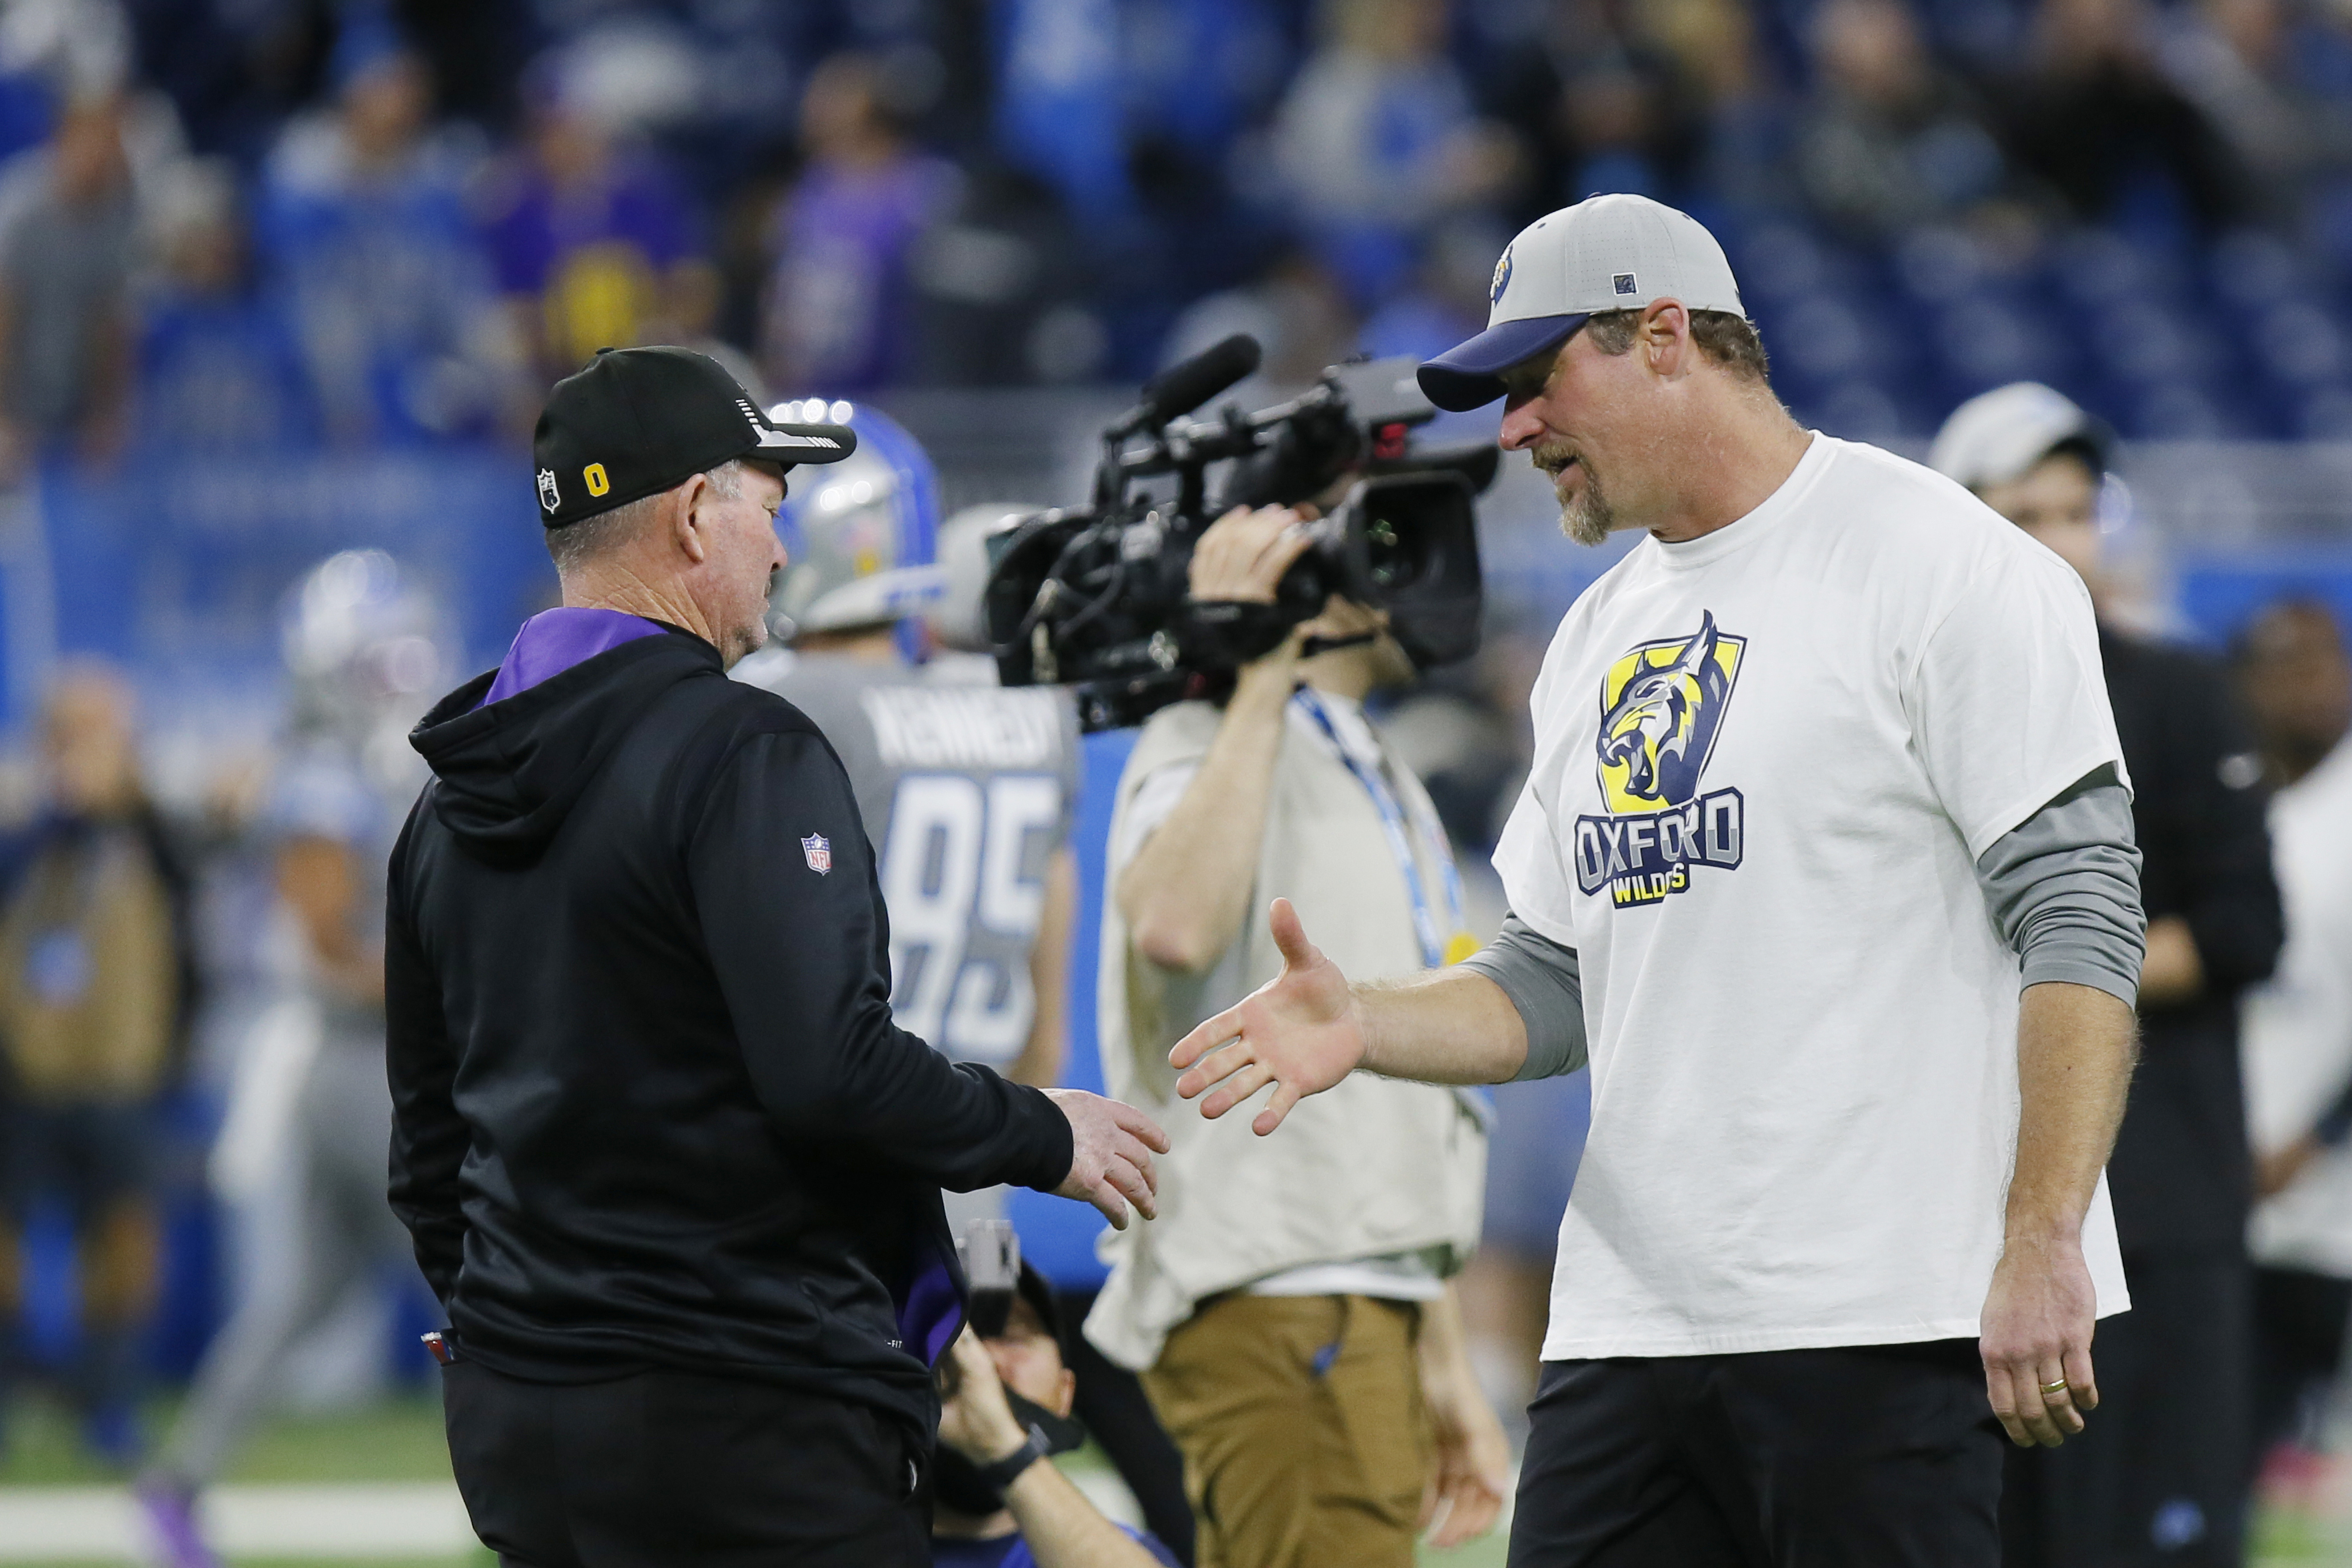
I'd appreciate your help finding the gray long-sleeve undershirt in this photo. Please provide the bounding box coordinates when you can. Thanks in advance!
[1462,774,2147,1082]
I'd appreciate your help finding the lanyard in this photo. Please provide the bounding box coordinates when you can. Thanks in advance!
[1293,688,1472,970]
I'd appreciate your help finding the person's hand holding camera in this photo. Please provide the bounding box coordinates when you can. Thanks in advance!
[937,1326,1031,1468]
[1188,504,1316,687]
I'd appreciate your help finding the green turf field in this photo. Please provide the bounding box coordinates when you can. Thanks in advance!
[0,1393,2338,1567]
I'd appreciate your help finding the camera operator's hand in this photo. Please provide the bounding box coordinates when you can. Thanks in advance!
[1189,505,1314,607]
[937,1326,1029,1466]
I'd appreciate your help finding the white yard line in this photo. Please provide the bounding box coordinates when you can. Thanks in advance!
[0,1483,475,1561]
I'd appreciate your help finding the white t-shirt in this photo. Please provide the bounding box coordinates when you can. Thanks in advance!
[2243,737,2352,1278]
[1494,433,2132,1360]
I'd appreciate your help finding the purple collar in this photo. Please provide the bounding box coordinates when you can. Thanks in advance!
[479,608,665,707]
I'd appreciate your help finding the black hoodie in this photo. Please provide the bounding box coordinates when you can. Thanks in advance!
[386,626,1072,1434]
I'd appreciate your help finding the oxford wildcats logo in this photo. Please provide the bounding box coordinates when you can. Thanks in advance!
[1575,611,1747,906]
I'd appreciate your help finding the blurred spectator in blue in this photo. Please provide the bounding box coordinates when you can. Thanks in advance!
[479,59,710,386]
[133,159,316,454]
[0,96,138,475]
[1360,225,1491,363]
[1642,0,1789,211]
[127,0,333,167]
[1999,0,2249,235]
[1159,243,1357,389]
[1795,0,2011,240]
[1477,0,1712,221]
[1271,0,1521,307]
[0,664,198,1465]
[907,159,1099,386]
[761,51,955,395]
[255,17,518,445]
[994,0,1130,225]
[2159,0,2352,223]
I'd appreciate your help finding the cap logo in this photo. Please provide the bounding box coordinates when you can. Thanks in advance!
[1613,273,1638,296]
[536,469,560,512]
[737,398,764,431]
[583,463,610,497]
[1491,246,1514,305]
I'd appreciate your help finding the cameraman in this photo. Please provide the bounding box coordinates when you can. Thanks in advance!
[934,1265,1179,1567]
[1087,503,1507,1567]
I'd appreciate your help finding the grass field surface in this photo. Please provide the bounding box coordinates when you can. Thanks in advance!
[0,1393,2338,1567]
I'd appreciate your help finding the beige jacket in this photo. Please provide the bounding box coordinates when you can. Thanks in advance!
[1085,695,1487,1372]
[0,824,177,1101]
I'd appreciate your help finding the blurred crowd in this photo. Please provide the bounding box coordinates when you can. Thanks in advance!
[0,0,2336,466]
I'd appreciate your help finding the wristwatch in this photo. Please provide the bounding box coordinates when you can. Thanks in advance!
[974,1423,1051,1491]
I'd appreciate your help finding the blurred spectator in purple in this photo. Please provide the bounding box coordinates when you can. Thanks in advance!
[0,95,137,475]
[1271,0,1520,307]
[133,159,317,453]
[2000,0,2249,234]
[0,664,198,1465]
[2159,0,2352,222]
[1795,0,2011,239]
[255,14,517,445]
[479,57,710,386]
[761,51,955,395]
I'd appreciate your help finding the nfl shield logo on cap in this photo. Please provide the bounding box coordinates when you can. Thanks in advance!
[801,833,832,875]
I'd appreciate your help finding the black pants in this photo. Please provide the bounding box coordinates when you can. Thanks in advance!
[2001,1248,2249,1568]
[2251,1265,2352,1468]
[1509,1340,2002,1567]
[1058,1287,1196,1566]
[441,1359,931,1567]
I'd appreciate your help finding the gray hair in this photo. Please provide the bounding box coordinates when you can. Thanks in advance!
[546,461,746,577]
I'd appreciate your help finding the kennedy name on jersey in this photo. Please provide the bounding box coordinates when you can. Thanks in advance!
[1574,611,1748,906]
[863,686,1063,770]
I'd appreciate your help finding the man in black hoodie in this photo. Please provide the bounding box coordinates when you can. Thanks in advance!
[387,347,1167,1567]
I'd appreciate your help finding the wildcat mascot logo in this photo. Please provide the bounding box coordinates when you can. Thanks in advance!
[1575,611,1747,906]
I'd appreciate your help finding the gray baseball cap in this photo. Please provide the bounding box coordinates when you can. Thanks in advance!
[1417,194,1749,412]
[1928,383,2113,493]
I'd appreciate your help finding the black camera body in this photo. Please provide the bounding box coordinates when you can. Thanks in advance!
[983,339,1495,731]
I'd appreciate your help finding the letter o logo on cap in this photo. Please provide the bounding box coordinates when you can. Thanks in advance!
[583,463,611,497]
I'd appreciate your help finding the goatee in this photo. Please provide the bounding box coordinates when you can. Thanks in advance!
[1560,464,1613,547]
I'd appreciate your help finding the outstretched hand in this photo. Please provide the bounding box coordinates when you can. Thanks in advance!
[1045,1089,1170,1230]
[1169,898,1366,1135]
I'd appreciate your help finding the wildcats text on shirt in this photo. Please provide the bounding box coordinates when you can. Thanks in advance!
[1575,609,1749,908]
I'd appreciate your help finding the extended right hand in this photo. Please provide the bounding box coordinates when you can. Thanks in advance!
[1168,898,1365,1135]
[1188,504,1313,604]
[1045,1089,1170,1230]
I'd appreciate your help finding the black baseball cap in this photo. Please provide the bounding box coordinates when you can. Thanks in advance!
[532,346,857,529]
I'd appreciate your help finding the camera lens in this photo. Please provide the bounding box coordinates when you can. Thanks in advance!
[1365,511,1419,591]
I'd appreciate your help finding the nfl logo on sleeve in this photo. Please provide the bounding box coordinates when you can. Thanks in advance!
[801,833,832,874]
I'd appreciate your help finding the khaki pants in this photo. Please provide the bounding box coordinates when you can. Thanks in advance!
[1140,1294,1427,1568]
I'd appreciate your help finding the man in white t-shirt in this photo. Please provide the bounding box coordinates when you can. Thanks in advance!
[1168,194,2148,1566]
[2234,601,2352,1467]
